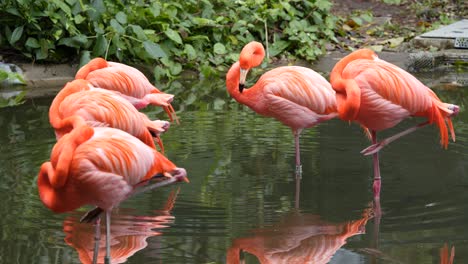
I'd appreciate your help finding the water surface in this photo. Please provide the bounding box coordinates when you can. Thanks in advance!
[0,74,467,264]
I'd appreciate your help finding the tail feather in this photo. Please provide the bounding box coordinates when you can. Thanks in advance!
[430,103,449,149]
[446,118,456,143]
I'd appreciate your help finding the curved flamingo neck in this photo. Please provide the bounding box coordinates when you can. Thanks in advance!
[38,126,94,213]
[330,49,376,90]
[38,162,84,213]
[330,50,376,121]
[49,80,91,130]
[226,62,258,107]
[75,57,108,79]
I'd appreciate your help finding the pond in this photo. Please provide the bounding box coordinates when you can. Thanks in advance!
[0,69,467,264]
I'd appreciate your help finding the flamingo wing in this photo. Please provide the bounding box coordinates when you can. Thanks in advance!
[261,66,336,114]
[344,59,433,114]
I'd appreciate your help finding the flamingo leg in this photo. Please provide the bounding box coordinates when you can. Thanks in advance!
[295,176,301,210]
[371,196,382,264]
[371,130,381,200]
[92,217,101,264]
[104,211,111,264]
[361,121,430,156]
[294,129,303,178]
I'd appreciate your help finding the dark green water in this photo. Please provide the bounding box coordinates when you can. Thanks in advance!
[0,77,467,264]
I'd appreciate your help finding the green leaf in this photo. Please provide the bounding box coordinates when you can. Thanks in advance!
[143,40,167,59]
[110,19,125,34]
[74,14,86,24]
[5,8,21,17]
[25,38,40,49]
[315,0,332,11]
[352,17,363,26]
[184,44,197,60]
[164,28,182,44]
[58,35,88,48]
[9,26,24,45]
[361,13,373,23]
[36,39,49,60]
[0,71,8,82]
[51,0,72,16]
[269,40,289,57]
[149,3,161,17]
[88,0,105,20]
[93,34,108,56]
[79,51,91,68]
[116,12,127,25]
[130,25,147,40]
[191,17,216,26]
[169,62,182,75]
[213,43,226,54]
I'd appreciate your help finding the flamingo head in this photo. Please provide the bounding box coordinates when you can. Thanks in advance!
[238,41,265,93]
[352,49,379,61]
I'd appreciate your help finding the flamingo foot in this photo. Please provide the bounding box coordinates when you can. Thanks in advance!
[361,141,386,156]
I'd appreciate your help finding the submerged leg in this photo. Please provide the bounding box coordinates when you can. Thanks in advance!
[293,129,303,178]
[104,211,111,264]
[371,131,381,200]
[92,217,101,264]
[371,196,381,264]
[295,176,301,210]
[361,121,430,156]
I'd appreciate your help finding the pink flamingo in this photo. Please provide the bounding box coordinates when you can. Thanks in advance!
[49,79,169,152]
[75,58,179,123]
[226,41,337,176]
[330,49,459,199]
[37,126,188,263]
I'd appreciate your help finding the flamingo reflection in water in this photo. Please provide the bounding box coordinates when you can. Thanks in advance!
[63,189,180,264]
[440,243,455,264]
[226,177,374,264]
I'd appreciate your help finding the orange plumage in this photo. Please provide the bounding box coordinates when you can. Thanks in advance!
[37,126,187,213]
[330,49,459,198]
[330,49,458,149]
[75,58,179,123]
[49,79,168,151]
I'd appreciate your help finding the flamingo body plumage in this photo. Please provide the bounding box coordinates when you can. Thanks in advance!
[226,41,337,175]
[49,79,168,151]
[75,58,178,122]
[37,126,187,213]
[330,49,459,198]
[332,50,457,142]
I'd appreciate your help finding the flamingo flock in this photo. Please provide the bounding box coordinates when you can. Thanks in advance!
[38,58,188,264]
[227,41,459,200]
[37,41,460,263]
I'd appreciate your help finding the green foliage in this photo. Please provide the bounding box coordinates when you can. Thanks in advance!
[0,69,26,107]
[0,0,339,83]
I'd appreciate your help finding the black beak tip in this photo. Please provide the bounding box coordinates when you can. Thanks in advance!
[239,83,244,93]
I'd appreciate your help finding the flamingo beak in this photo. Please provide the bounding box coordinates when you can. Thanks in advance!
[239,68,249,93]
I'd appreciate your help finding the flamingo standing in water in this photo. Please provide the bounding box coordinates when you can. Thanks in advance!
[75,58,179,123]
[226,41,337,176]
[37,126,188,263]
[49,79,169,152]
[330,49,459,199]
